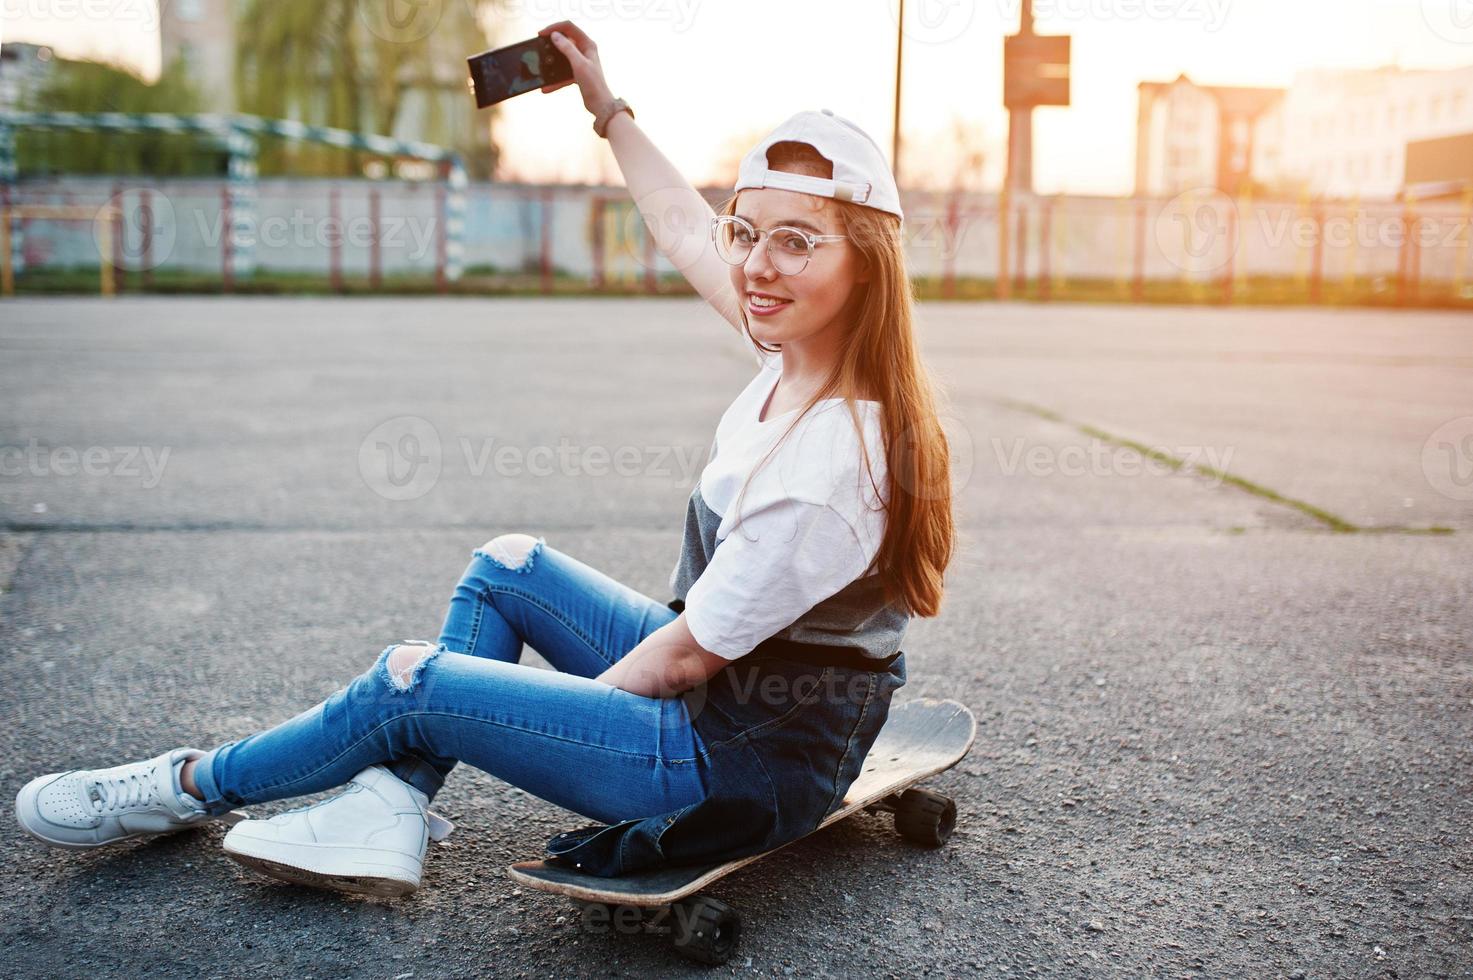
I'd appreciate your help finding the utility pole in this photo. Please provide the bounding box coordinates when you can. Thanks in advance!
[1007,0,1035,195]
[1001,0,1069,297]
[893,0,905,185]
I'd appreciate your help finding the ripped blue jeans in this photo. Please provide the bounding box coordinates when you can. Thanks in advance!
[188,537,712,825]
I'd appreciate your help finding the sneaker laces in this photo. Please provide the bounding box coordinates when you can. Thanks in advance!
[88,765,161,815]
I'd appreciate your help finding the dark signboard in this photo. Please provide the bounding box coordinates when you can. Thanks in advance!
[1004,34,1070,108]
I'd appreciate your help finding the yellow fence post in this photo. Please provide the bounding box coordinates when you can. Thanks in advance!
[1342,194,1360,299]
[1293,186,1311,290]
[997,185,1011,301]
[1234,186,1252,301]
[1051,201,1066,295]
[1455,187,1473,300]
[1114,197,1129,299]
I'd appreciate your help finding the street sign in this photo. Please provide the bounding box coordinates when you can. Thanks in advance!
[1004,34,1070,108]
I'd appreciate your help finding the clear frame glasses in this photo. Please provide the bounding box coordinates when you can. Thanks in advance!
[709,215,848,275]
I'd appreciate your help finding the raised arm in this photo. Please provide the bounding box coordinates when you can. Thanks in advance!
[540,21,744,334]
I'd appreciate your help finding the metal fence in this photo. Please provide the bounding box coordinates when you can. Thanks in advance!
[4,176,1470,304]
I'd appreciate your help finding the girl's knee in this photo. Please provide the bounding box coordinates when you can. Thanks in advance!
[475,533,545,573]
[378,640,443,694]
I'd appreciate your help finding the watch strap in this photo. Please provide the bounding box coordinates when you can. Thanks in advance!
[593,97,633,138]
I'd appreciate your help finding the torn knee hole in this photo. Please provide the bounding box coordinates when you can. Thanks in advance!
[478,533,543,573]
[387,642,439,692]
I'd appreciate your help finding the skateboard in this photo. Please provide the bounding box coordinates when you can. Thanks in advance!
[507,697,976,965]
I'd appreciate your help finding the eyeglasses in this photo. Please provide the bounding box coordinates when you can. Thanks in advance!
[709,215,848,275]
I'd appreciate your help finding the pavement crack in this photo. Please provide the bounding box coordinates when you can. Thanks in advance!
[992,397,1455,536]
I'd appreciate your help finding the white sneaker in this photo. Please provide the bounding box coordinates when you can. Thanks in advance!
[221,764,454,898]
[15,747,218,849]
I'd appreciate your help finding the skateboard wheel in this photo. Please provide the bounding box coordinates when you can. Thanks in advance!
[894,788,957,847]
[670,894,740,965]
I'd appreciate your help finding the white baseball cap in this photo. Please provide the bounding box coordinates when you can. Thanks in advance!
[734,108,904,225]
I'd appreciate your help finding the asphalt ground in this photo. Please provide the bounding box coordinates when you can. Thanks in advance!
[1,296,1469,978]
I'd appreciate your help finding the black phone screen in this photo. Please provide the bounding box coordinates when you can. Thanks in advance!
[466,36,573,109]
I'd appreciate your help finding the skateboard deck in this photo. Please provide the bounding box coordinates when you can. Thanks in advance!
[508,697,976,906]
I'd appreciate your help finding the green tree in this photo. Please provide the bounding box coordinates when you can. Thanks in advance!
[18,56,215,176]
[234,0,505,178]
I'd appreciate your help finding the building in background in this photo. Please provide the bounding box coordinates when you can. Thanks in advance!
[1138,64,1473,202]
[159,0,241,112]
[0,42,61,114]
[1134,75,1283,198]
[1260,65,1473,200]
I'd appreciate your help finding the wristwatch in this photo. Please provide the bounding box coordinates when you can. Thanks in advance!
[593,97,634,139]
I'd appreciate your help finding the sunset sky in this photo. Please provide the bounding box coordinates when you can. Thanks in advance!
[3,0,1471,194]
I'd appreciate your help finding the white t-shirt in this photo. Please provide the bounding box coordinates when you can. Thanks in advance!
[675,349,891,660]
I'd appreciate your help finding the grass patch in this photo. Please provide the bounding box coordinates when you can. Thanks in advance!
[5,267,1472,310]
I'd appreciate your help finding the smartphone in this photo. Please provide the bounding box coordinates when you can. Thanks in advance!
[466,36,573,109]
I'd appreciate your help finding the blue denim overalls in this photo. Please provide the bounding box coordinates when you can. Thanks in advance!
[543,599,907,877]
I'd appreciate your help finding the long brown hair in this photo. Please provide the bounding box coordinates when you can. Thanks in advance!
[718,140,954,617]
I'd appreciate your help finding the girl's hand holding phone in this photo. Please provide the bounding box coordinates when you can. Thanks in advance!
[538,21,614,117]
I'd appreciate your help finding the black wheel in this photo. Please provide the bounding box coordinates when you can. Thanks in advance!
[670,894,741,966]
[894,788,957,847]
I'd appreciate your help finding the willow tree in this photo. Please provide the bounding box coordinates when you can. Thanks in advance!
[234,0,505,177]
[19,56,209,176]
